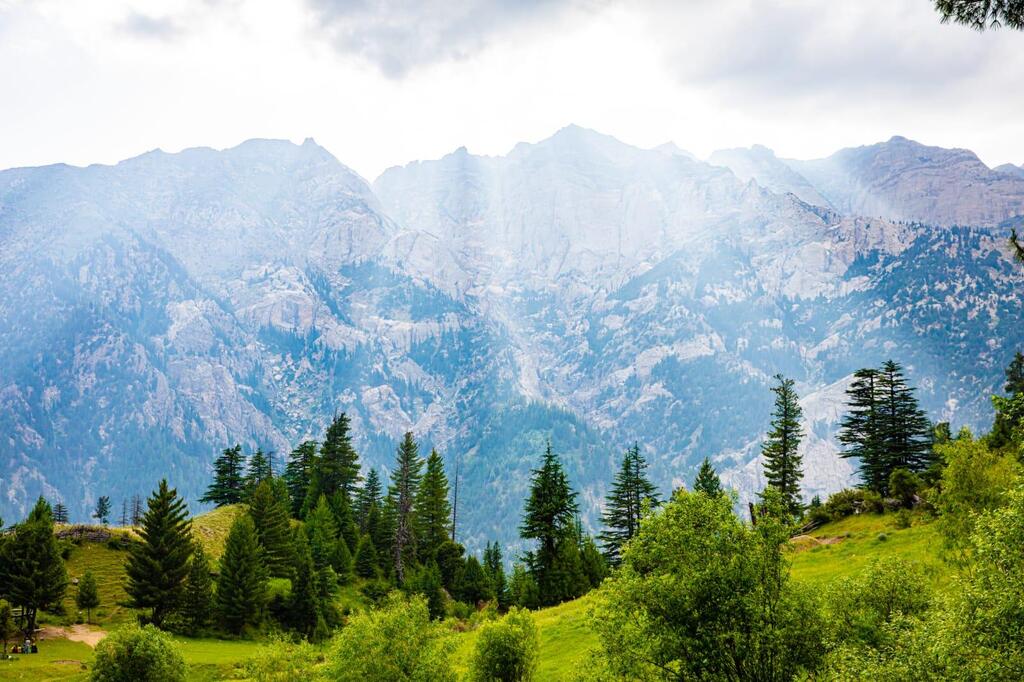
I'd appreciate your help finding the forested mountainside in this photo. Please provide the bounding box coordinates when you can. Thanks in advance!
[1,127,1021,550]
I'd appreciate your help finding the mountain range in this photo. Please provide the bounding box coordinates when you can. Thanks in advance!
[1,126,1021,551]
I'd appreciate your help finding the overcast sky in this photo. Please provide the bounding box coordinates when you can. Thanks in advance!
[1,0,1022,180]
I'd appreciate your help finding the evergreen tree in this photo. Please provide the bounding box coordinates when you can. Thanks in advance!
[248,480,294,578]
[520,442,583,605]
[0,498,67,637]
[53,502,69,524]
[598,444,658,566]
[76,570,100,623]
[120,499,128,526]
[409,560,446,620]
[245,448,273,495]
[333,535,353,584]
[306,495,340,573]
[181,543,214,634]
[693,457,723,497]
[761,374,804,517]
[508,564,539,610]
[289,527,322,639]
[330,491,359,554]
[200,445,245,506]
[125,480,192,628]
[354,534,380,579]
[840,367,885,491]
[579,535,607,589]
[483,542,508,609]
[93,495,111,525]
[992,351,1024,448]
[217,515,268,634]
[131,495,144,526]
[460,555,493,605]
[390,431,424,583]
[0,601,13,655]
[877,360,935,477]
[415,449,452,562]
[356,469,383,532]
[284,441,317,518]
[1006,351,1024,396]
[365,499,390,572]
[317,413,362,502]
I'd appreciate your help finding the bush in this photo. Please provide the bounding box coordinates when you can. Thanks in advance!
[324,592,456,681]
[889,469,921,508]
[468,607,539,682]
[876,533,888,542]
[90,624,186,681]
[244,636,323,681]
[895,509,912,529]
[824,488,884,518]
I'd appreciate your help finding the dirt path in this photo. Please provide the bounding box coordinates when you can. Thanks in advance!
[38,623,108,648]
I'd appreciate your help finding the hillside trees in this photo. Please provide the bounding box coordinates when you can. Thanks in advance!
[182,543,214,634]
[390,432,424,583]
[248,480,294,578]
[125,480,192,628]
[217,515,268,634]
[761,374,805,517]
[200,445,246,507]
[0,498,68,637]
[416,449,452,563]
[284,441,317,517]
[599,444,659,566]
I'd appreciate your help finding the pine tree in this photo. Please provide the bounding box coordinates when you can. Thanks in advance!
[284,441,317,517]
[365,499,391,573]
[93,496,111,525]
[598,444,658,566]
[125,480,192,628]
[217,515,268,634]
[390,432,424,583]
[245,448,273,495]
[415,449,452,562]
[289,527,322,638]
[483,542,508,609]
[693,457,723,497]
[0,498,68,637]
[760,374,804,517]
[317,413,362,502]
[53,502,69,524]
[200,445,245,506]
[410,560,446,619]
[354,534,379,579]
[248,480,294,578]
[305,495,340,573]
[460,556,493,605]
[520,442,582,605]
[579,535,607,589]
[839,368,887,492]
[182,543,214,634]
[877,360,934,477]
[330,492,359,554]
[356,469,383,532]
[333,536,353,584]
[76,570,100,623]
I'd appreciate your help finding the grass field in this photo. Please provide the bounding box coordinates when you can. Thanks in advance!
[53,539,134,627]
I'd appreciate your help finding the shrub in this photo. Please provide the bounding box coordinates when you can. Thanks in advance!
[876,533,888,542]
[90,624,186,681]
[244,636,323,681]
[889,468,921,508]
[895,509,912,529]
[468,607,539,682]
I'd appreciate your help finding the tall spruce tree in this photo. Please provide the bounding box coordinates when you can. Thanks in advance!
[181,542,214,634]
[200,445,246,506]
[520,442,582,605]
[356,469,383,532]
[877,360,934,477]
[317,413,362,503]
[284,441,317,518]
[760,374,804,517]
[93,496,111,525]
[248,480,294,578]
[415,449,452,562]
[289,527,323,639]
[599,444,658,566]
[390,432,424,583]
[693,457,723,497]
[482,542,508,608]
[838,368,887,492]
[354,534,380,579]
[217,515,268,634]
[0,498,68,637]
[245,448,273,494]
[125,480,192,628]
[53,502,69,524]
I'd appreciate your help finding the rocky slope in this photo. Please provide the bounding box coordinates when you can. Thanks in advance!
[1,129,1022,551]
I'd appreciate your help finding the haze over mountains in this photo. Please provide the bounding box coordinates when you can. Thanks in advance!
[1,127,1021,550]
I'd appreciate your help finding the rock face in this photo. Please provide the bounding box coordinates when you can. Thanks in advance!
[784,136,1024,227]
[1,128,1023,551]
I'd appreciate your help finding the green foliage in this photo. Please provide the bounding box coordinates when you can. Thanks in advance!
[408,560,446,620]
[589,489,824,680]
[90,623,186,682]
[200,445,246,507]
[289,527,325,638]
[0,600,13,653]
[248,480,294,578]
[355,534,380,579]
[936,434,1021,562]
[760,374,805,517]
[324,592,457,681]
[416,449,453,562]
[888,468,921,508]
[390,431,424,583]
[316,412,362,503]
[691,457,723,497]
[357,468,384,532]
[599,444,659,566]
[508,565,539,610]
[125,480,192,628]
[468,607,540,682]
[461,555,494,605]
[0,497,68,636]
[181,542,214,634]
[284,440,318,518]
[245,448,273,495]
[94,496,111,525]
[76,569,100,623]
[244,636,322,681]
[216,515,268,634]
[934,0,1024,30]
[578,536,607,589]
[483,542,508,608]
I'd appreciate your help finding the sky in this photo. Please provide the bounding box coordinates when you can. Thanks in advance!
[1,0,1022,181]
